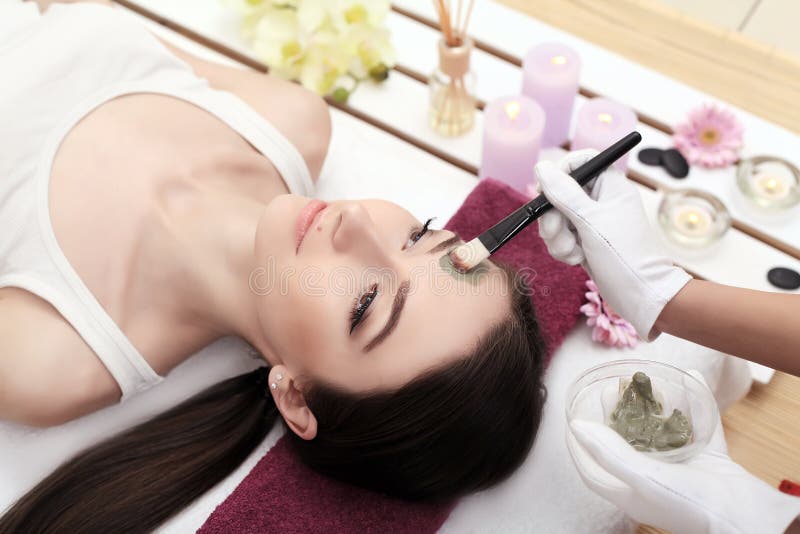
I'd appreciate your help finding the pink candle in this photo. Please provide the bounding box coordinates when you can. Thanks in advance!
[480,95,545,194]
[572,97,638,171]
[521,42,581,148]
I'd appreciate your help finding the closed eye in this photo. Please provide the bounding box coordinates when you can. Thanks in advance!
[349,218,434,336]
[349,221,456,340]
[350,283,378,334]
[404,217,435,250]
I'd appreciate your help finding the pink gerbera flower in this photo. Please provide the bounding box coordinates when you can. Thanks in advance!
[673,103,744,168]
[580,279,638,348]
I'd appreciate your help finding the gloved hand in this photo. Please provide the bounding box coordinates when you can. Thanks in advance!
[566,370,800,534]
[535,150,691,340]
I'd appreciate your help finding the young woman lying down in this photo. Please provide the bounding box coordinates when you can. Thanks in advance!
[0,1,546,531]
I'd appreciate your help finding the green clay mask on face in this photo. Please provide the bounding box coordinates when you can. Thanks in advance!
[609,371,693,452]
[438,253,490,284]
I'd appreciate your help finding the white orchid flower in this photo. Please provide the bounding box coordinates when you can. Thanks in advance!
[299,29,351,95]
[343,24,395,80]
[330,0,390,30]
[251,7,306,79]
[225,0,395,99]
[296,0,331,33]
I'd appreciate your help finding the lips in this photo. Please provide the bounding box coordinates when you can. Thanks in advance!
[295,199,328,251]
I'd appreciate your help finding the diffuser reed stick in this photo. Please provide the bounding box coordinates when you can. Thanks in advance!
[429,0,477,136]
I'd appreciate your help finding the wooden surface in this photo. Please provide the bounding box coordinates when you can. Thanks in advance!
[495,0,800,135]
[494,0,800,531]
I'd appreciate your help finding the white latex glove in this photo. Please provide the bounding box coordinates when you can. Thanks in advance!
[567,370,800,534]
[535,150,691,340]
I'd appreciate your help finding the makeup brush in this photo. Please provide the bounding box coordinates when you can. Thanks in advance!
[448,131,642,273]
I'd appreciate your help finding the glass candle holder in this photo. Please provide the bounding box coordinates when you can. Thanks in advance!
[735,156,800,211]
[658,189,731,248]
[429,37,477,137]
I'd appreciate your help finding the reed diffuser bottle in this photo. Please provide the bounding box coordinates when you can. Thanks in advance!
[429,0,476,136]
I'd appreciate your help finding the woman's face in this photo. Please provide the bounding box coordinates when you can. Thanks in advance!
[252,195,511,392]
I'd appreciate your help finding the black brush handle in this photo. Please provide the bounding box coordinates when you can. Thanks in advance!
[478,131,642,254]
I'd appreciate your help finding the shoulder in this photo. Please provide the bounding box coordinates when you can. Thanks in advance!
[160,43,332,182]
[0,287,121,427]
[232,74,332,184]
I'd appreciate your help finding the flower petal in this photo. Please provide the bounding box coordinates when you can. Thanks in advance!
[672,102,743,169]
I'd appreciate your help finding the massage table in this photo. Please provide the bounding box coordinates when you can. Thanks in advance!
[1,0,797,531]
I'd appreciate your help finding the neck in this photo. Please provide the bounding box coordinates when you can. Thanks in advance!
[147,159,285,365]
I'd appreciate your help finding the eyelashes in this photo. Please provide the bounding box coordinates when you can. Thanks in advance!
[404,217,435,250]
[349,217,435,335]
[350,283,378,334]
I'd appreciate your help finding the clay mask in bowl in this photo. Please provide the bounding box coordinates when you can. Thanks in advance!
[565,359,719,463]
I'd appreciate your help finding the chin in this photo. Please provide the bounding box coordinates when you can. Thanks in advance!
[254,194,304,264]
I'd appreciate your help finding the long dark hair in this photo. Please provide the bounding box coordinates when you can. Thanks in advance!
[0,269,547,533]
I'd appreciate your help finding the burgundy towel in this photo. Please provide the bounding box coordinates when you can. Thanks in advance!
[200,179,588,534]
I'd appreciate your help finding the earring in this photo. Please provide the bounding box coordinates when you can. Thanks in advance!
[276,373,284,381]
[270,382,277,390]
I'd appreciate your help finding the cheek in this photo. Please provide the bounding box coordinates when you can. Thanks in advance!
[256,272,345,371]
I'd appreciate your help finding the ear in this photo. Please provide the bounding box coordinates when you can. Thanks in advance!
[269,366,318,440]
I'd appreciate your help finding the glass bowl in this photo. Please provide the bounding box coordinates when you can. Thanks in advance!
[657,189,731,248]
[565,359,719,463]
[736,156,800,211]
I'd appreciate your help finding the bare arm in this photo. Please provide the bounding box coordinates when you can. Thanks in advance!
[655,279,800,377]
[0,288,121,426]
[157,42,332,180]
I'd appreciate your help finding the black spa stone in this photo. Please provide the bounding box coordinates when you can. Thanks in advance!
[767,267,800,290]
[662,149,690,178]
[638,148,664,166]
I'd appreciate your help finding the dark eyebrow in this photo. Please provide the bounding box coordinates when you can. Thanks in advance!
[364,279,410,352]
[362,233,461,352]
[426,232,462,255]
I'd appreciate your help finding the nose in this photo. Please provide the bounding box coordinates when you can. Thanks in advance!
[332,202,391,265]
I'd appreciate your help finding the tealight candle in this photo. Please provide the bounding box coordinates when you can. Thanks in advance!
[756,176,789,199]
[735,156,800,210]
[658,189,731,248]
[672,206,712,237]
[479,95,545,194]
[521,42,581,148]
[572,97,638,171]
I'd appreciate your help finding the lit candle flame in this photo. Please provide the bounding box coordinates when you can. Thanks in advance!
[551,55,567,65]
[597,113,613,124]
[765,177,778,192]
[505,101,522,120]
[686,212,700,228]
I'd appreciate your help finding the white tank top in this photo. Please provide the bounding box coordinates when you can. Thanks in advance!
[0,2,314,401]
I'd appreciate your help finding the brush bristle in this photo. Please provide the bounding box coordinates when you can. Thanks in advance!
[448,240,489,273]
